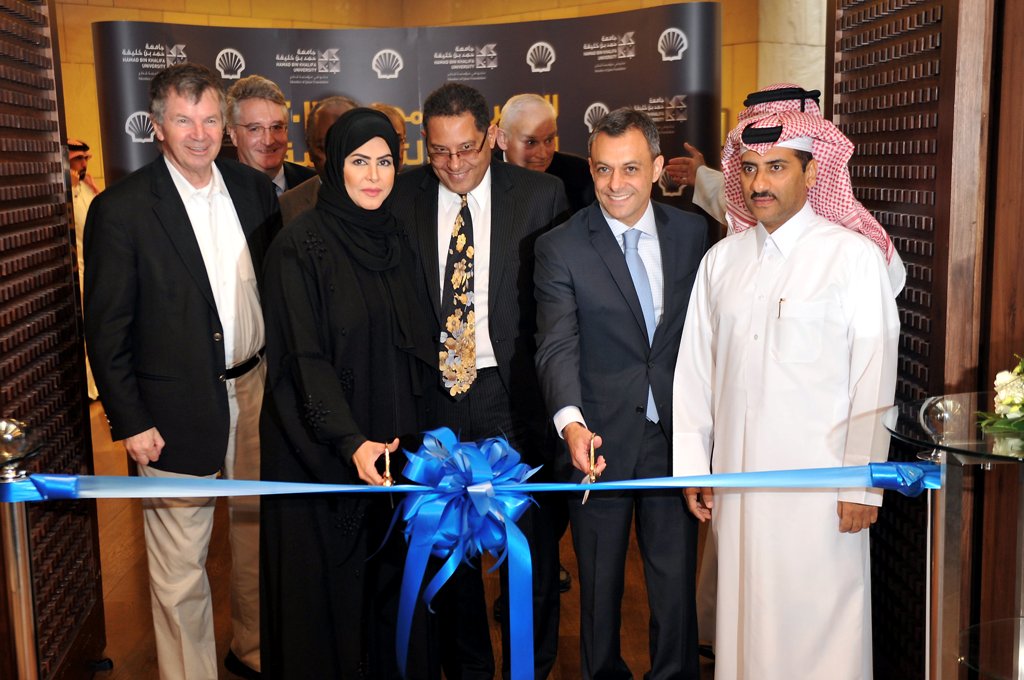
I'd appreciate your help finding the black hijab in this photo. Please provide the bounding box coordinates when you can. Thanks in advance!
[317,107,402,271]
[313,107,433,365]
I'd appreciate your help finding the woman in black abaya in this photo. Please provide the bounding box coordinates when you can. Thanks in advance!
[259,108,434,678]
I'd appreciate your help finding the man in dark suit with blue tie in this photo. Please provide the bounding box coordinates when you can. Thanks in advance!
[391,82,568,679]
[534,108,708,680]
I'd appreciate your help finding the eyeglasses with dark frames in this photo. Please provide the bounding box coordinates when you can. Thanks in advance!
[426,134,488,164]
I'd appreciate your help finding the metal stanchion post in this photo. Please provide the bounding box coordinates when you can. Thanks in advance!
[1,418,39,680]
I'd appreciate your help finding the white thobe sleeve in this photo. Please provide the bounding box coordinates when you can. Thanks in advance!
[692,166,727,225]
[839,246,901,506]
[672,254,716,477]
[886,249,907,297]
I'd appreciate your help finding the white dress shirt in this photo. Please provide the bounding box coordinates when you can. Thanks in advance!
[164,158,264,368]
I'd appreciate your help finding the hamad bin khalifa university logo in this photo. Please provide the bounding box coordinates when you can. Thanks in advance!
[476,44,498,69]
[165,44,187,66]
[319,49,341,73]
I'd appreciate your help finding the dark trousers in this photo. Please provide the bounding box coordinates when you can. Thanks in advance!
[569,420,699,680]
[427,368,561,680]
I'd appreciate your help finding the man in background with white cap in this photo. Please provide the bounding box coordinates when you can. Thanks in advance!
[672,106,900,680]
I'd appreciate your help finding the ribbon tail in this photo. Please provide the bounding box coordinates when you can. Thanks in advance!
[505,519,533,680]
[422,549,463,613]
[396,529,432,678]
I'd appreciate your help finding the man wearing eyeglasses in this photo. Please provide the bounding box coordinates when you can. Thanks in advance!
[226,75,316,195]
[391,82,569,680]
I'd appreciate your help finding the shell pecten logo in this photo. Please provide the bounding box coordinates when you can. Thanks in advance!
[584,102,609,133]
[125,111,155,143]
[526,41,555,73]
[216,48,246,79]
[373,49,403,79]
[658,28,688,61]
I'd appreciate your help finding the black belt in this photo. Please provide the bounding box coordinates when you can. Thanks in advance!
[224,349,264,380]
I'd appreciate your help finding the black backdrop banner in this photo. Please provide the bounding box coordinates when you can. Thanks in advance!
[93,2,720,198]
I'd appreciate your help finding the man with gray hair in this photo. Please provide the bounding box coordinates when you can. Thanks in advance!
[85,63,278,680]
[534,107,707,679]
[497,93,594,215]
[279,95,357,225]
[227,74,316,195]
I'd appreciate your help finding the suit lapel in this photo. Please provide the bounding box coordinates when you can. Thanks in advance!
[652,204,678,349]
[219,161,260,238]
[414,169,442,322]
[588,205,648,340]
[149,158,217,309]
[488,162,513,313]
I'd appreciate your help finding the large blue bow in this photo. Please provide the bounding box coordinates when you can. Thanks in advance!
[395,428,537,679]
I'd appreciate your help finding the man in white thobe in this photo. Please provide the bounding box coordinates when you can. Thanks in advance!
[672,108,900,680]
[69,139,100,399]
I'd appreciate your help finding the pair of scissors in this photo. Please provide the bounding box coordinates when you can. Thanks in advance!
[382,444,394,487]
[581,433,597,505]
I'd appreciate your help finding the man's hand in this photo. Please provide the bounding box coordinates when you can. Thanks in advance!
[562,422,606,478]
[837,501,879,533]
[685,486,714,522]
[352,438,400,486]
[664,143,706,187]
[124,427,165,465]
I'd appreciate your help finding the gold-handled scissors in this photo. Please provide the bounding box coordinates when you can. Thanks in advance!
[382,444,393,487]
[581,433,597,505]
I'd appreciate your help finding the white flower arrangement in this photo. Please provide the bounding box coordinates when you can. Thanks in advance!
[979,356,1024,434]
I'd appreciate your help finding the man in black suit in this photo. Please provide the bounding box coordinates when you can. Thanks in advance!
[534,108,708,680]
[226,74,316,195]
[84,63,278,680]
[497,93,595,216]
[391,82,568,680]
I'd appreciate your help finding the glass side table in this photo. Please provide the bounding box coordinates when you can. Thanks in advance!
[884,393,1024,680]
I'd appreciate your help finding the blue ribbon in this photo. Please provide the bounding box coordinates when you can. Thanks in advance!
[0,442,941,680]
[395,428,536,680]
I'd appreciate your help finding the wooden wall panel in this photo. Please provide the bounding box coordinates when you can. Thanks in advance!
[0,0,105,677]
[827,0,992,677]
[977,0,1024,665]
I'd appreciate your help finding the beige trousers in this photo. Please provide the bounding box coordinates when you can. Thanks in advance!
[139,361,264,680]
